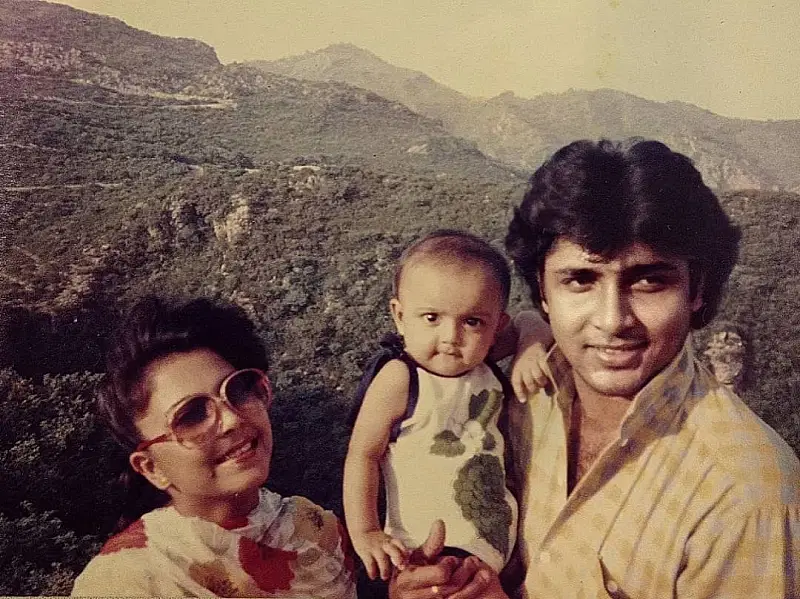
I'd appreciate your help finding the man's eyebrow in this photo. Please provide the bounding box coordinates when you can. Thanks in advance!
[626,262,681,276]
[549,262,681,276]
[551,266,600,275]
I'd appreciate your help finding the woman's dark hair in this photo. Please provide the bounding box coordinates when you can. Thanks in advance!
[394,229,512,307]
[97,296,269,531]
[506,139,741,329]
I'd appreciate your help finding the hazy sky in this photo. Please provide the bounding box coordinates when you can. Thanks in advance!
[47,0,800,121]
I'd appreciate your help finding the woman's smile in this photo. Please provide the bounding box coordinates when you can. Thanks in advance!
[214,435,261,465]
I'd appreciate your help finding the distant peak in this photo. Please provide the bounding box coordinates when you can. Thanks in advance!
[326,42,365,51]
[325,42,372,53]
[320,43,382,60]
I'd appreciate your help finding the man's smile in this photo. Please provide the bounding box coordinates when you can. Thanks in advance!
[588,342,647,368]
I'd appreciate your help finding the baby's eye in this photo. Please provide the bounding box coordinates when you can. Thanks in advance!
[464,317,484,327]
[423,313,438,323]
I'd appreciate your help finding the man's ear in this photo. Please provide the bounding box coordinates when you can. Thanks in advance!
[690,274,706,313]
[390,298,405,335]
[537,273,550,315]
[129,450,171,491]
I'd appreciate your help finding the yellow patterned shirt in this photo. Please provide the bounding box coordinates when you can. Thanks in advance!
[507,337,800,599]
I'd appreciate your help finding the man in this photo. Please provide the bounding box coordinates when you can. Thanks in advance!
[391,139,800,598]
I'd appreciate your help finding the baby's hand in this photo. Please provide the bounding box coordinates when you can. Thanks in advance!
[510,341,549,403]
[352,530,409,580]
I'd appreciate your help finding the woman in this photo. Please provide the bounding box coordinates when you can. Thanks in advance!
[72,296,356,597]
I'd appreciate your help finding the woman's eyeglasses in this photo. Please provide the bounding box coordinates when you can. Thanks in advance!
[135,368,273,451]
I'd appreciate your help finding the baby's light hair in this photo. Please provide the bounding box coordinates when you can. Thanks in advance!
[393,229,511,307]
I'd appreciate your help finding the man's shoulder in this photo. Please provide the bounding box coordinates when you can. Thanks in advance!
[683,367,800,499]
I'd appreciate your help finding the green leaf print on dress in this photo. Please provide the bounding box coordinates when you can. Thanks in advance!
[429,389,503,457]
[426,387,510,556]
[430,429,466,456]
[453,453,511,557]
[469,388,502,427]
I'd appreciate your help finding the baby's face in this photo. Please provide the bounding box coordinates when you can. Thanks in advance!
[391,259,508,377]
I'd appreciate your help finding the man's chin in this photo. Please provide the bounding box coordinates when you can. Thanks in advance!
[579,370,649,401]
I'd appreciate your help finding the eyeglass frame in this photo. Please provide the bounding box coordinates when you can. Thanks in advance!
[134,368,273,452]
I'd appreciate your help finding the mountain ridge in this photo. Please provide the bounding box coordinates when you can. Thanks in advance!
[1,1,520,183]
[1,0,221,77]
[253,43,800,191]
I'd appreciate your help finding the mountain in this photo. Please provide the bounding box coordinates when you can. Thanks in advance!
[1,1,519,182]
[251,43,469,118]
[254,44,800,192]
[0,0,220,88]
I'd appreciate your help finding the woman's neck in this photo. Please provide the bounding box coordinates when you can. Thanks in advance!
[169,487,261,526]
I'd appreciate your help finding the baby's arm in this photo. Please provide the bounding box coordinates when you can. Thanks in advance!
[343,359,411,580]
[491,311,553,402]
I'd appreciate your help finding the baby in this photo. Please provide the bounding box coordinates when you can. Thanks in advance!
[344,229,550,581]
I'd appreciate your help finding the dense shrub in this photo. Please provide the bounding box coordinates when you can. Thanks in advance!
[0,369,116,595]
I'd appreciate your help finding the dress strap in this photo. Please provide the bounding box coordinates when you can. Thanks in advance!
[351,333,419,442]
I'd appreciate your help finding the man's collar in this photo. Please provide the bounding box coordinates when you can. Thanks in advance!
[544,337,697,444]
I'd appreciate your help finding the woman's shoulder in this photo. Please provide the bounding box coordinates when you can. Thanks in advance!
[270,493,352,558]
[71,520,155,596]
[97,518,150,555]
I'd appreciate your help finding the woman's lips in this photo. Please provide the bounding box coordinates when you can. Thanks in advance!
[216,437,258,464]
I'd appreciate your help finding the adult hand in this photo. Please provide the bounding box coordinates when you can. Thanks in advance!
[389,521,498,599]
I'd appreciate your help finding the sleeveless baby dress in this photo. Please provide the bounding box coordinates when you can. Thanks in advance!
[355,335,518,572]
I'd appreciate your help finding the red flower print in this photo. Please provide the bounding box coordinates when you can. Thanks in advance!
[220,515,249,530]
[188,560,240,596]
[239,537,297,593]
[99,519,147,555]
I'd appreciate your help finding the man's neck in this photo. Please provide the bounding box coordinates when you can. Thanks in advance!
[574,384,632,431]
[567,386,632,493]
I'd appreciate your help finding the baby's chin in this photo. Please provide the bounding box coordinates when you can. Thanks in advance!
[425,354,478,377]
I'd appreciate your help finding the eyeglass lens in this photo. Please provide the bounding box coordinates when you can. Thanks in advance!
[170,370,270,444]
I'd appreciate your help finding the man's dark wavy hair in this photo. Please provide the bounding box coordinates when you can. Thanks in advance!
[505,139,740,329]
[97,296,269,531]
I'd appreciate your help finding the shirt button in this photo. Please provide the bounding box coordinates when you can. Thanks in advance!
[538,551,551,564]
[606,580,619,594]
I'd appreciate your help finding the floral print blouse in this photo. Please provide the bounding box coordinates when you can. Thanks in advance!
[72,489,355,597]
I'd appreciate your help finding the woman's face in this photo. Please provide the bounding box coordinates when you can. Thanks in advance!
[130,348,273,521]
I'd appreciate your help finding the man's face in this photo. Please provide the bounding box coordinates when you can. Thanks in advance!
[540,239,702,403]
